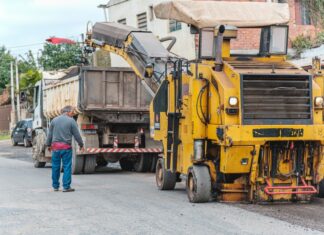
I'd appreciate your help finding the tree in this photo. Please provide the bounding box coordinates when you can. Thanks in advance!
[38,43,83,70]
[19,69,42,103]
[0,46,14,91]
[302,0,324,29]
[18,50,37,73]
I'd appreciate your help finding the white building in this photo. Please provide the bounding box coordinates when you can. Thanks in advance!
[99,0,196,67]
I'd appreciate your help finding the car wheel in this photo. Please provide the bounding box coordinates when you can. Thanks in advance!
[11,137,18,146]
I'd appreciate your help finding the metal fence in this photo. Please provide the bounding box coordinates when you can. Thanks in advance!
[0,105,11,131]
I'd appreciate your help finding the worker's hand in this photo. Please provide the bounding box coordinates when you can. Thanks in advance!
[79,147,85,153]
[48,147,52,152]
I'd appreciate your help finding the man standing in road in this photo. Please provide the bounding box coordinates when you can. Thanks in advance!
[46,106,84,192]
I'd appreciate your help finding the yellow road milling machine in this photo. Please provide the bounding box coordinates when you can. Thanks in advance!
[87,1,324,203]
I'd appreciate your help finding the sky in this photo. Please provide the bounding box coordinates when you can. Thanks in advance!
[0,0,106,58]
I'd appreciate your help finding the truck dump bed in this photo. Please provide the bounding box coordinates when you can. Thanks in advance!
[43,67,150,121]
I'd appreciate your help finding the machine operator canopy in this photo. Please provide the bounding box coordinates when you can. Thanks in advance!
[154,1,290,28]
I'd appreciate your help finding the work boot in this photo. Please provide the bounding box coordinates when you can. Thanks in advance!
[63,188,75,192]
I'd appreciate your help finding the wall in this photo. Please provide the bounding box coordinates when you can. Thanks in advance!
[0,105,11,131]
[106,0,319,66]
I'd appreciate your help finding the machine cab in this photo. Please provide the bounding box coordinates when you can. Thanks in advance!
[198,25,289,60]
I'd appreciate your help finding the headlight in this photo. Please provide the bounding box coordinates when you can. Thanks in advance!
[315,97,324,106]
[229,97,238,106]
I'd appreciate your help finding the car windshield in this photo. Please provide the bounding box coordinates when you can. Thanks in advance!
[27,120,32,128]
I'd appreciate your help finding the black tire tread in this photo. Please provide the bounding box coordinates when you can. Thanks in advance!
[156,158,177,190]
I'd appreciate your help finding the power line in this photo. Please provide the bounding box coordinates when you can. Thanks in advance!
[7,42,44,49]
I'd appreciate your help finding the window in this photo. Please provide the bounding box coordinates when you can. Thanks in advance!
[118,18,127,25]
[295,0,311,25]
[169,20,181,32]
[300,2,311,25]
[137,12,147,30]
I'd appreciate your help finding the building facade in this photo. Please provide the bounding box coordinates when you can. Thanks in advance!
[101,0,318,66]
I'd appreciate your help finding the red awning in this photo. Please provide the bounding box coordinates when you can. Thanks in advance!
[46,37,76,45]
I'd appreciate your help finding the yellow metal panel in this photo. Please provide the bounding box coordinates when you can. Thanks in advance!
[220,145,254,173]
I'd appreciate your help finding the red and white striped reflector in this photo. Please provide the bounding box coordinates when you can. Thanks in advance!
[134,136,139,148]
[81,124,98,130]
[113,136,118,148]
[85,148,162,154]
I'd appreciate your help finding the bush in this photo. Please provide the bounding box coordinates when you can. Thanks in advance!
[315,31,324,46]
[291,35,313,57]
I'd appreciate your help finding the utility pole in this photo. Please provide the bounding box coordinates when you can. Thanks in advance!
[15,59,20,122]
[10,61,16,126]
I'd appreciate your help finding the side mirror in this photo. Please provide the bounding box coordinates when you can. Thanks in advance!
[144,64,154,78]
[190,25,199,34]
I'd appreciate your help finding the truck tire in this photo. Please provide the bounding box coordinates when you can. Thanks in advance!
[119,158,134,171]
[134,154,152,172]
[24,137,31,147]
[96,157,108,167]
[72,140,84,175]
[34,160,46,168]
[318,179,324,198]
[150,155,158,173]
[83,155,97,174]
[156,158,176,190]
[32,130,47,168]
[186,165,211,203]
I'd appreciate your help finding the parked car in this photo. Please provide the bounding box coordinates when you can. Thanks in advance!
[11,119,33,147]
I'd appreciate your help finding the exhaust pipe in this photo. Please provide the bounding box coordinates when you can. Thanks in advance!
[215,25,225,72]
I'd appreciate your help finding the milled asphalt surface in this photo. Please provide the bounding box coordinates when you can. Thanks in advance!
[0,140,323,235]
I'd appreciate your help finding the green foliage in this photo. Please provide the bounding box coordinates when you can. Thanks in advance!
[38,43,82,70]
[291,35,313,56]
[19,69,42,90]
[18,50,37,73]
[315,31,324,46]
[19,69,42,103]
[0,46,14,90]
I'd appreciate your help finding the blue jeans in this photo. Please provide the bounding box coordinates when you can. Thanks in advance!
[52,149,72,189]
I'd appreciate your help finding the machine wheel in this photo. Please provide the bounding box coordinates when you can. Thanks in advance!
[156,158,177,190]
[96,157,108,167]
[72,140,84,175]
[11,137,17,146]
[186,165,211,203]
[34,160,46,168]
[119,158,134,171]
[134,154,152,172]
[83,155,97,174]
[23,137,31,147]
[318,179,324,198]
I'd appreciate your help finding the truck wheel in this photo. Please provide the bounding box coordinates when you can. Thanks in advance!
[134,154,152,172]
[150,155,158,172]
[83,155,97,174]
[119,158,134,171]
[11,137,17,146]
[318,179,324,198]
[96,157,108,167]
[72,140,84,175]
[156,158,176,190]
[34,160,46,168]
[23,137,31,147]
[186,165,211,203]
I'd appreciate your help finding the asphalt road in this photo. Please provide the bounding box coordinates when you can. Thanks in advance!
[0,140,323,235]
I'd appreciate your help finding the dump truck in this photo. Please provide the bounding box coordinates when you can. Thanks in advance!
[87,0,324,203]
[31,66,160,174]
